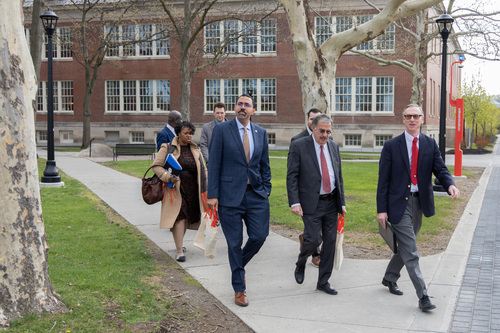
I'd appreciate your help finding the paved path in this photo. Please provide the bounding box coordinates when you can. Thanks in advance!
[41,137,498,332]
[449,139,500,333]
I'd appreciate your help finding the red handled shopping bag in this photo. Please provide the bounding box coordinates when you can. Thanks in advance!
[193,208,218,259]
[334,213,345,270]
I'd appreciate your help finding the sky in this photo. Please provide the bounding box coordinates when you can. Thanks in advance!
[451,0,500,96]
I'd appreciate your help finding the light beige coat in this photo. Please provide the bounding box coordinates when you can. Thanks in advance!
[152,137,208,229]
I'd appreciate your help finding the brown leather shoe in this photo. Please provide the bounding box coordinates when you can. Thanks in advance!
[311,255,320,267]
[235,291,248,307]
[298,233,304,252]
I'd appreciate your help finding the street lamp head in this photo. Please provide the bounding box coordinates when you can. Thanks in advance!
[436,13,454,34]
[458,63,465,69]
[40,9,58,34]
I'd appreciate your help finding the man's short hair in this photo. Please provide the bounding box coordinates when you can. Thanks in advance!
[311,114,332,128]
[214,102,226,111]
[403,104,424,116]
[238,93,256,109]
[307,108,322,117]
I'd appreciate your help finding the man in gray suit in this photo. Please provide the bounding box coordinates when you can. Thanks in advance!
[200,102,226,163]
[287,114,346,295]
[290,108,322,267]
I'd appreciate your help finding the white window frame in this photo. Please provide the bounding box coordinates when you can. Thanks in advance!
[315,15,395,51]
[204,78,277,114]
[25,27,73,60]
[104,23,170,59]
[130,131,145,143]
[204,19,276,56]
[332,77,394,115]
[374,134,392,148]
[344,134,362,148]
[37,81,74,114]
[267,132,276,145]
[105,79,171,113]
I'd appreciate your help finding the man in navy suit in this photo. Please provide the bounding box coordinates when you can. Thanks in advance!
[287,114,346,295]
[377,104,460,311]
[156,110,182,151]
[207,94,271,307]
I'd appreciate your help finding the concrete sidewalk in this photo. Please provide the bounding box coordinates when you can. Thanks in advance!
[43,147,496,333]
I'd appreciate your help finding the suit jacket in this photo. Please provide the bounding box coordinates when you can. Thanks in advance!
[200,120,216,163]
[287,135,345,215]
[207,118,272,207]
[290,129,309,143]
[377,132,456,224]
[156,125,175,151]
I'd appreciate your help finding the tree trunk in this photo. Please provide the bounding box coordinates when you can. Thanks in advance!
[0,1,64,327]
[179,52,192,120]
[81,62,98,149]
[29,0,44,83]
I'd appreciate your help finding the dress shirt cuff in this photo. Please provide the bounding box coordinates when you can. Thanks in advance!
[291,203,300,208]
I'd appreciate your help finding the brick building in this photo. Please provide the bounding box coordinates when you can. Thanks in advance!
[23,0,461,150]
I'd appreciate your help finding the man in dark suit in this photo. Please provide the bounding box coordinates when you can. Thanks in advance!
[207,94,272,307]
[156,110,182,151]
[200,102,226,164]
[287,114,346,295]
[290,108,322,267]
[377,104,460,311]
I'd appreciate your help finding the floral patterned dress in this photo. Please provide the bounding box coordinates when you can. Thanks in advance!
[175,145,200,228]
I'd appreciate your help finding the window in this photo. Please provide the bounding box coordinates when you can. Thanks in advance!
[332,77,394,113]
[37,81,74,112]
[375,135,392,147]
[204,19,276,55]
[37,130,48,142]
[130,132,144,143]
[105,24,169,58]
[205,78,277,113]
[315,16,395,51]
[344,134,362,147]
[267,133,276,145]
[105,80,170,112]
[25,27,72,60]
[60,131,74,144]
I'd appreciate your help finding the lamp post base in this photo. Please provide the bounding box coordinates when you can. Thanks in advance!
[433,178,447,193]
[41,160,62,184]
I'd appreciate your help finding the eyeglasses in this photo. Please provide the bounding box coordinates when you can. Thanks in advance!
[317,129,332,135]
[403,114,422,120]
[237,102,252,108]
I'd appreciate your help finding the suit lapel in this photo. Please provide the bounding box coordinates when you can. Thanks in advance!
[229,118,247,163]
[397,133,411,177]
[306,136,321,176]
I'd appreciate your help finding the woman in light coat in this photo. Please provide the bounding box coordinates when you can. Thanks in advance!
[153,121,207,261]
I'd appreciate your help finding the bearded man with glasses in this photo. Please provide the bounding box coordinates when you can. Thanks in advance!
[377,104,460,311]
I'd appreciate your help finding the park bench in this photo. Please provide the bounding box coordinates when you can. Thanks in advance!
[112,143,156,161]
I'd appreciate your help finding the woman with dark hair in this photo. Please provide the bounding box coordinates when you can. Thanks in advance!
[153,121,207,262]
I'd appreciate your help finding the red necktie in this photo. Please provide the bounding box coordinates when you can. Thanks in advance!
[411,137,418,185]
[320,146,331,193]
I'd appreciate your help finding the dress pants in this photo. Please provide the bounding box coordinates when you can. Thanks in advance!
[296,195,338,286]
[384,196,427,298]
[219,188,270,292]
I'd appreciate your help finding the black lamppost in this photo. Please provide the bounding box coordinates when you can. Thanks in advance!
[40,9,62,184]
[433,12,454,192]
[436,12,454,163]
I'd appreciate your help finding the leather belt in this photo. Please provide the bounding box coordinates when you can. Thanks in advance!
[319,189,337,199]
[409,192,419,197]
[246,184,252,189]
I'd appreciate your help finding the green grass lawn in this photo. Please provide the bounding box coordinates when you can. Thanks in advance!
[9,161,167,332]
[102,158,471,241]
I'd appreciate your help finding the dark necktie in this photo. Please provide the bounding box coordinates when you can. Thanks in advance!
[411,137,418,185]
[320,146,331,193]
[243,127,250,163]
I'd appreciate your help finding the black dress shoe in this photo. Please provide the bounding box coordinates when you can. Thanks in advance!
[316,283,338,295]
[382,278,403,295]
[294,265,305,284]
[419,295,436,312]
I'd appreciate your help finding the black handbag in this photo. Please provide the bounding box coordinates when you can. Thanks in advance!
[142,165,164,205]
